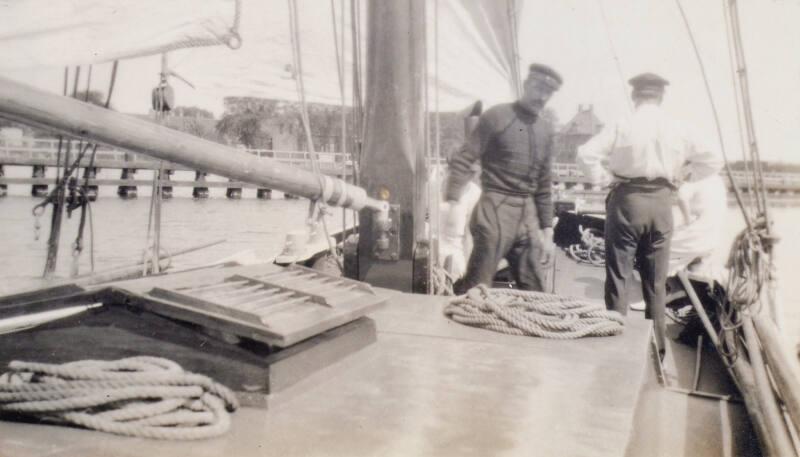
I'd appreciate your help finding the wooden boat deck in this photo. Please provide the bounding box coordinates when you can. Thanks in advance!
[0,251,661,456]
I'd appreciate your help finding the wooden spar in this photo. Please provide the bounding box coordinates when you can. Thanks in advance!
[675,271,773,454]
[753,313,800,436]
[742,317,796,457]
[0,76,385,213]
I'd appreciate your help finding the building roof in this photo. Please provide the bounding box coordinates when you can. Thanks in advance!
[560,105,603,137]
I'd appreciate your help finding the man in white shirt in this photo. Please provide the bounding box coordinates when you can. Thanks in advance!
[577,73,722,355]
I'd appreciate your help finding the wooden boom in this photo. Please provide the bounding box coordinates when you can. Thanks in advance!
[0,76,384,212]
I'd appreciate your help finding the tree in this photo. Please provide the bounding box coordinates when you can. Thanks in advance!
[173,106,215,119]
[163,116,223,143]
[216,111,272,148]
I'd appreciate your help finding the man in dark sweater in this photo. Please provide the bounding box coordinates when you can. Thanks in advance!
[446,64,562,294]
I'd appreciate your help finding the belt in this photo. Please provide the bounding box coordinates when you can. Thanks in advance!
[482,186,530,198]
[613,174,676,191]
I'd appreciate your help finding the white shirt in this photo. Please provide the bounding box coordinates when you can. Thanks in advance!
[669,174,728,277]
[576,103,722,186]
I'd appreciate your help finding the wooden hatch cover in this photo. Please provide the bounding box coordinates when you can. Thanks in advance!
[147,265,386,347]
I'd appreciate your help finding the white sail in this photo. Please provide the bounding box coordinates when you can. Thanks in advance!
[0,0,524,113]
[0,0,240,68]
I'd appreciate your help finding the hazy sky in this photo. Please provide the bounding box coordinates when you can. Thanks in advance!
[2,0,798,163]
[518,0,800,164]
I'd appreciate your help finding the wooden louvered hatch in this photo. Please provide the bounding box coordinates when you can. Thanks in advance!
[147,264,386,347]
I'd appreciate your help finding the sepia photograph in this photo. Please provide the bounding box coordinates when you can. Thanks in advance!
[0,0,798,455]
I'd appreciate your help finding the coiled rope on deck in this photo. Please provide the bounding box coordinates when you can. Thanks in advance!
[0,357,238,440]
[444,285,625,339]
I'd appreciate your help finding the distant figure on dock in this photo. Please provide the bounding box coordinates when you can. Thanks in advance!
[577,73,723,355]
[446,63,562,294]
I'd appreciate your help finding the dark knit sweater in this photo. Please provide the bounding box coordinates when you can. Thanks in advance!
[445,102,555,228]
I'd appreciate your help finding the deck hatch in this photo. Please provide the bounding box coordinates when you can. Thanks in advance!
[146,264,385,347]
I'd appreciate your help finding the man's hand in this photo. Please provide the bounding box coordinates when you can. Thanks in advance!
[539,227,555,266]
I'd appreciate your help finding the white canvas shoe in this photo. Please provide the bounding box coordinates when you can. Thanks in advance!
[629,300,646,311]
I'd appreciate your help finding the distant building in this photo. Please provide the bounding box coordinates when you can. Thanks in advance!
[554,105,603,163]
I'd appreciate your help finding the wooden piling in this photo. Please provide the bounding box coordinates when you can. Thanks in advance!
[0,164,6,197]
[226,178,242,199]
[82,167,98,201]
[256,188,272,200]
[193,171,209,199]
[161,169,173,199]
[31,164,48,197]
[117,168,137,199]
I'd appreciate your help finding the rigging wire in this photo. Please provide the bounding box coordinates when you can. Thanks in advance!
[81,60,120,273]
[329,0,352,240]
[350,0,364,191]
[673,0,779,361]
[143,54,172,276]
[672,0,752,230]
[288,0,343,272]
[721,0,756,212]
[725,0,770,224]
[42,67,79,278]
[507,0,522,98]
[595,0,632,113]
[432,0,442,268]
[70,64,94,277]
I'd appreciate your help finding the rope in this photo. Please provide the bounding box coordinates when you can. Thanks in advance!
[725,217,772,312]
[431,264,455,296]
[78,60,119,274]
[566,225,605,267]
[0,357,238,440]
[444,285,625,339]
[288,0,342,272]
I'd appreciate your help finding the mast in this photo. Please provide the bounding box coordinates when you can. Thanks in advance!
[354,0,428,293]
[0,75,385,213]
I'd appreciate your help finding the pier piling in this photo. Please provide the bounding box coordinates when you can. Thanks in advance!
[31,165,48,197]
[226,178,242,199]
[161,169,173,199]
[82,167,98,201]
[193,171,209,199]
[117,168,137,199]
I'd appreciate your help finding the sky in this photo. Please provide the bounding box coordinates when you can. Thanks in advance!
[517,0,800,164]
[1,0,798,163]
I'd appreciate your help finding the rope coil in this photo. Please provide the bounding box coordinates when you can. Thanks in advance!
[566,225,606,267]
[0,357,238,440]
[444,285,624,339]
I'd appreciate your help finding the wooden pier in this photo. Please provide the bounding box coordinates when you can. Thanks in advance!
[551,163,800,194]
[0,138,353,199]
[1,138,798,198]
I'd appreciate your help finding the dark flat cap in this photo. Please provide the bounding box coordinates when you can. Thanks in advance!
[629,72,669,90]
[528,63,563,90]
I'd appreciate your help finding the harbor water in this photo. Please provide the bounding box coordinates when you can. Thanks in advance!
[0,176,798,352]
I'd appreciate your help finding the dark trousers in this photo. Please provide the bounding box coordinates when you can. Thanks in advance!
[605,183,673,352]
[454,191,545,294]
